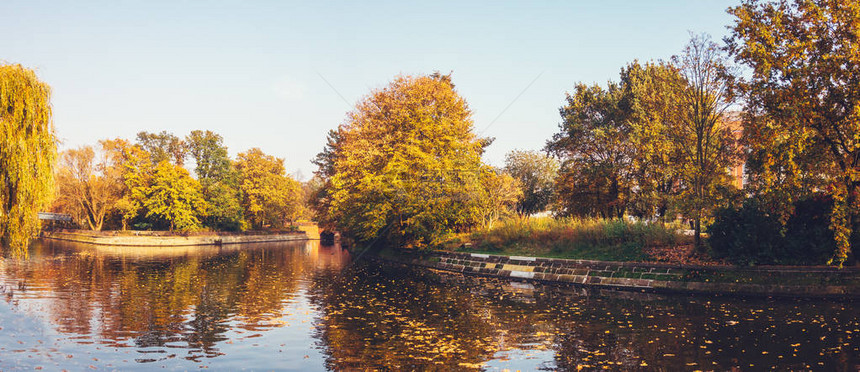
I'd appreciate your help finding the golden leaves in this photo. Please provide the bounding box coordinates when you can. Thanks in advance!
[318,73,488,246]
[728,0,860,264]
[143,161,206,232]
[0,64,57,255]
[235,148,303,230]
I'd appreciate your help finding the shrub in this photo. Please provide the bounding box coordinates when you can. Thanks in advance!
[783,195,836,265]
[708,199,784,265]
[709,194,837,265]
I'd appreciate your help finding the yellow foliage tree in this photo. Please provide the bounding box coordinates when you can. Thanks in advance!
[53,146,123,230]
[236,148,302,230]
[144,161,207,231]
[0,64,56,254]
[314,73,488,248]
[472,168,522,229]
[100,138,153,230]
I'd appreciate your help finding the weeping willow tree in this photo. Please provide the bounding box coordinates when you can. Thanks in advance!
[0,64,57,255]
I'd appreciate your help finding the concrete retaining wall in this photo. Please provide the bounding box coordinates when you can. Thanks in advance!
[389,250,860,299]
[41,230,309,247]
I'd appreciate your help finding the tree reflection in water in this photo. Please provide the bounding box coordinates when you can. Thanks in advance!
[0,240,858,370]
[310,261,859,371]
[1,239,345,363]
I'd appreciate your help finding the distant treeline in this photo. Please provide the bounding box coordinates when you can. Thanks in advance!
[52,130,307,232]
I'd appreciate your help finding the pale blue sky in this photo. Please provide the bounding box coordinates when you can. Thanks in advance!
[1,1,738,178]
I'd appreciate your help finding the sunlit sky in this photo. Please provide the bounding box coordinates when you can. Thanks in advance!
[1,1,738,179]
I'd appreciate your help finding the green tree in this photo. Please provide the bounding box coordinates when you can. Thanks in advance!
[622,61,685,221]
[503,150,558,216]
[548,62,686,221]
[186,130,230,180]
[144,161,206,231]
[727,0,860,265]
[314,73,487,247]
[186,130,243,230]
[546,82,635,218]
[546,49,738,242]
[310,129,344,232]
[236,148,301,230]
[136,130,186,166]
[0,64,56,254]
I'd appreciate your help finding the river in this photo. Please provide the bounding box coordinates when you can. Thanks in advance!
[0,239,857,370]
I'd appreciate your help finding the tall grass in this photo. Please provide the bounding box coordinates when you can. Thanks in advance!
[463,217,690,261]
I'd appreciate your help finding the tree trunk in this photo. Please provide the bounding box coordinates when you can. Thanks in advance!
[847,181,858,264]
[85,204,98,231]
[611,176,621,219]
[93,208,104,231]
[657,204,667,224]
[694,217,702,252]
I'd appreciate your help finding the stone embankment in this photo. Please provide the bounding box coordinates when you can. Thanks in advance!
[41,230,309,247]
[387,250,860,299]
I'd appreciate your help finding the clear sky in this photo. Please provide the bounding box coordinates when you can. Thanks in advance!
[1,0,738,179]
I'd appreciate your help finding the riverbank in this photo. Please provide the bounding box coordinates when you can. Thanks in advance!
[377,250,860,299]
[5,239,857,370]
[40,229,311,247]
[441,217,705,263]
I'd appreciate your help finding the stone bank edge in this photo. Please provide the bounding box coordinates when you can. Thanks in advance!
[383,250,860,299]
[40,230,309,247]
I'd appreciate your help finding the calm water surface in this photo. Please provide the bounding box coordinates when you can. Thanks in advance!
[0,240,858,370]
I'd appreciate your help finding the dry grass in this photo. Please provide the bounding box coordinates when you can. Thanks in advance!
[458,217,693,262]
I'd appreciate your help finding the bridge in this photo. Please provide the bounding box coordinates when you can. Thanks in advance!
[37,212,72,222]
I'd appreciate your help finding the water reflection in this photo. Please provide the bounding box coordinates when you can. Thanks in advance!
[0,240,858,370]
[1,239,349,369]
[310,261,860,371]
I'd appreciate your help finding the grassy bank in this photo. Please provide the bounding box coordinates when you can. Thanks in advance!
[446,217,693,262]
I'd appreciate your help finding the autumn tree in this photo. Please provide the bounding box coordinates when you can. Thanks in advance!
[137,131,186,166]
[301,175,325,221]
[100,136,210,231]
[548,62,686,221]
[667,34,739,249]
[310,130,343,231]
[503,150,558,216]
[53,146,122,230]
[236,148,302,230]
[100,138,153,230]
[471,167,522,229]
[314,73,487,247]
[546,82,635,218]
[547,47,738,242]
[143,161,207,231]
[0,64,56,254]
[727,0,860,265]
[186,130,243,230]
[622,61,685,221]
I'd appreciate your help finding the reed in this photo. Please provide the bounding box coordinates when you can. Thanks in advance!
[464,217,690,261]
